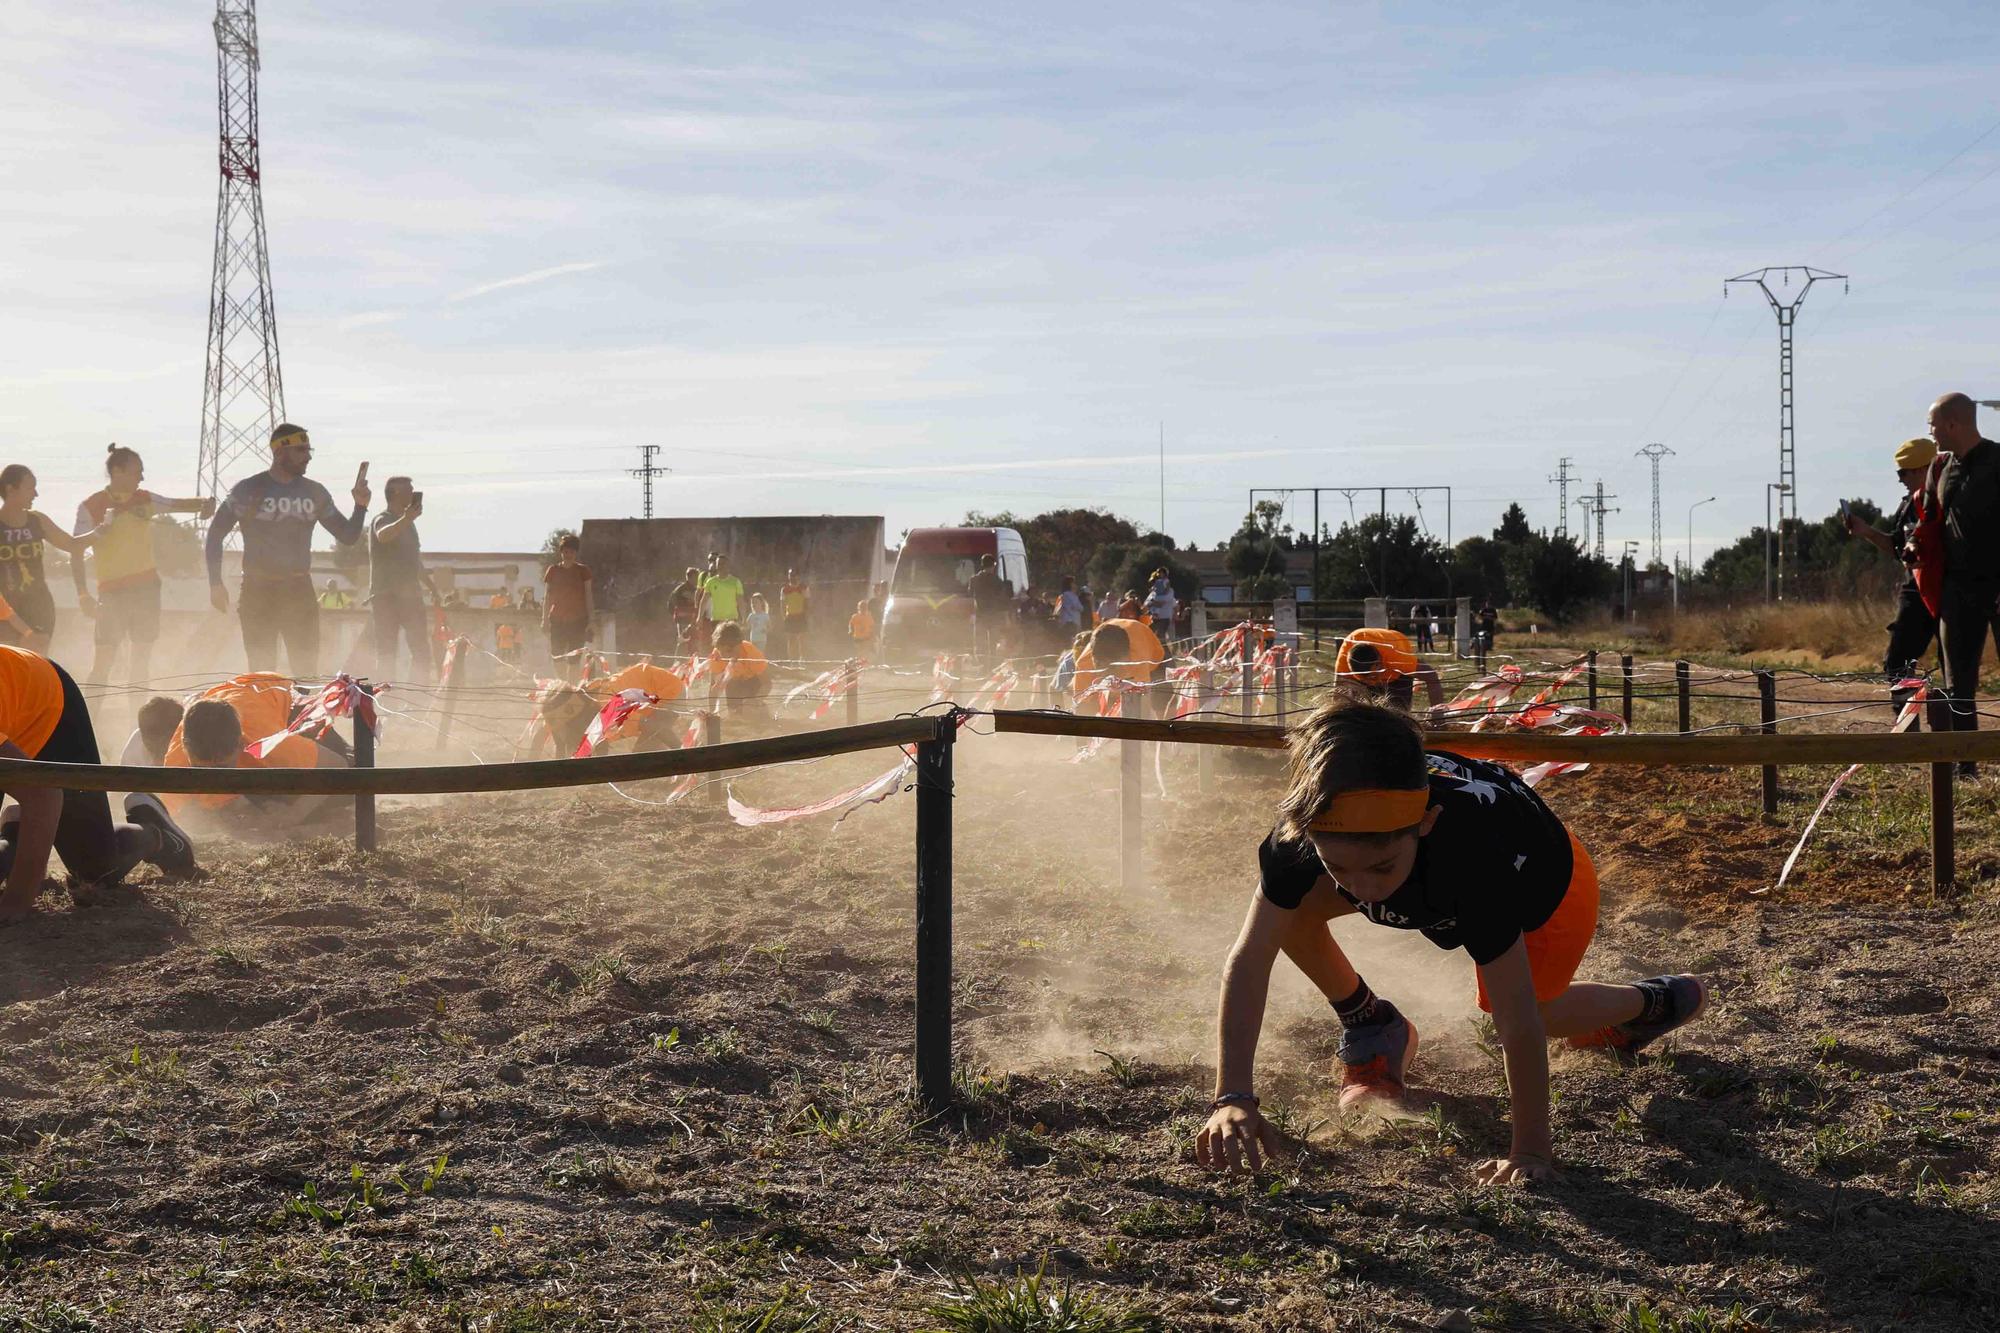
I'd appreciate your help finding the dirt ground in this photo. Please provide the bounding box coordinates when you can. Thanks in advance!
[1,677,1997,1332]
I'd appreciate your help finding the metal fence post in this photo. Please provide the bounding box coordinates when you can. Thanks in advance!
[914,719,956,1112]
[1197,665,1215,794]
[354,683,377,853]
[1621,654,1634,725]
[1927,693,1956,891]
[1586,650,1598,711]
[1758,670,1778,815]
[846,666,860,727]
[1676,659,1691,734]
[1239,641,1254,719]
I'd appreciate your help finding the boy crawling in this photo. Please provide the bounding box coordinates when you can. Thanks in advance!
[139,674,350,827]
[1196,700,1706,1184]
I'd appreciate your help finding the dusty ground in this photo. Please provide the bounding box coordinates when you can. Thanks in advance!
[1,675,1996,1332]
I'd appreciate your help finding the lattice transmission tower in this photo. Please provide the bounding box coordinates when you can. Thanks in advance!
[198,0,286,513]
[1724,265,1846,601]
[1574,482,1618,561]
[1548,456,1578,541]
[1636,443,1673,566]
[630,444,669,518]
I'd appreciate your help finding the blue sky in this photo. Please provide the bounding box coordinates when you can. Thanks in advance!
[4,1,2000,572]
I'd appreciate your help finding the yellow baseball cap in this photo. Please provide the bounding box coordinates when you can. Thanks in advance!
[1894,437,1936,470]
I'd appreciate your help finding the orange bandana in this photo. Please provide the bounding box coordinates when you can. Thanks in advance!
[1307,788,1430,834]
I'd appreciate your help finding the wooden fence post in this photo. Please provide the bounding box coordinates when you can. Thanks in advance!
[1197,665,1215,794]
[1121,700,1145,894]
[1927,693,1956,891]
[1239,645,1254,719]
[704,710,725,806]
[1676,659,1691,734]
[1620,654,1634,725]
[1758,670,1778,814]
[434,639,464,754]
[354,683,377,853]
[914,718,955,1112]
[1586,649,1598,711]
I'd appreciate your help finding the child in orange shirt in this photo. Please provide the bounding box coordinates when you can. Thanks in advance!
[848,599,876,656]
[709,621,771,713]
[154,674,350,825]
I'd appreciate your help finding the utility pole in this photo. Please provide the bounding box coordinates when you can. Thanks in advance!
[1549,457,1578,541]
[629,444,668,519]
[1725,265,1847,601]
[1575,482,1618,560]
[198,1,285,519]
[1636,443,1674,567]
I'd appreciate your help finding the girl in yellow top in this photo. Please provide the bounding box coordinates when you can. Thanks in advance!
[0,645,195,921]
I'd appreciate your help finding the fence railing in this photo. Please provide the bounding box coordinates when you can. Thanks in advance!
[5,705,1993,1112]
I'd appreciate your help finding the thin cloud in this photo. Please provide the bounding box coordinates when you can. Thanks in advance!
[667,446,1347,485]
[448,261,605,304]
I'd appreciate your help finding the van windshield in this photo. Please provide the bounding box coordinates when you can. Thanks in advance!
[895,552,977,595]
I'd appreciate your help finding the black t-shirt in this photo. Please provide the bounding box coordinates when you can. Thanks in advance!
[0,513,55,633]
[1256,751,1575,965]
[1938,439,2000,583]
[1889,495,1919,592]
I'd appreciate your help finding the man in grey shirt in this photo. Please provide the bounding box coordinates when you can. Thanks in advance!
[369,476,440,682]
[205,422,370,676]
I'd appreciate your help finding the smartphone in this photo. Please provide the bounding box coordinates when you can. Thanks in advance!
[412,491,424,506]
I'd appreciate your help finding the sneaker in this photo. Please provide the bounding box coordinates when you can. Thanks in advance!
[1569,974,1707,1055]
[124,793,197,879]
[1337,1005,1419,1109]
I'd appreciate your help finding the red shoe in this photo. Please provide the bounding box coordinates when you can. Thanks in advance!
[1338,1013,1418,1110]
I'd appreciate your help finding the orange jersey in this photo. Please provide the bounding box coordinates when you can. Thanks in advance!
[0,645,65,758]
[164,673,321,813]
[708,642,769,685]
[849,611,875,641]
[1073,617,1166,701]
[589,662,687,704]
[1336,627,1419,686]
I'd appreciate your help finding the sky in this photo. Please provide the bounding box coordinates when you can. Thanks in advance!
[4,1,2000,572]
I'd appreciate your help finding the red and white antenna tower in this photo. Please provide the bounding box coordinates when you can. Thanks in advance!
[198,0,286,513]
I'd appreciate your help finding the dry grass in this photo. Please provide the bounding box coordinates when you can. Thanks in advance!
[1557,599,1961,672]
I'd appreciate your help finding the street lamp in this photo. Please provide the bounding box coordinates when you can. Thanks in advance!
[1764,482,1791,603]
[1680,496,1717,614]
[1621,540,1640,623]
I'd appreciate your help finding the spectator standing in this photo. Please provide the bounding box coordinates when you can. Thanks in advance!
[968,554,1008,655]
[702,554,746,629]
[72,445,214,686]
[542,534,594,679]
[781,569,810,661]
[746,593,772,652]
[369,477,441,683]
[318,580,351,610]
[849,598,876,656]
[1143,568,1178,630]
[1476,599,1499,652]
[1118,589,1143,621]
[1925,393,2000,765]
[1411,603,1435,653]
[518,587,538,613]
[668,566,703,652]
[1096,589,1119,625]
[1846,438,1939,703]
[1055,576,1085,632]
[205,423,370,676]
[0,465,96,653]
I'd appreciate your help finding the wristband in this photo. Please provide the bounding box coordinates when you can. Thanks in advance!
[1208,1092,1259,1112]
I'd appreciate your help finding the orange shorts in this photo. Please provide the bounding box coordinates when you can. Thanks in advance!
[1474,831,1599,1012]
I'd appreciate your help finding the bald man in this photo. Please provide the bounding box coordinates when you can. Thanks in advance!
[1925,393,2000,765]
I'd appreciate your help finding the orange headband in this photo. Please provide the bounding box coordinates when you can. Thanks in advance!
[1307,788,1430,834]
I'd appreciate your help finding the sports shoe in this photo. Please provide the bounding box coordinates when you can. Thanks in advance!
[124,793,197,879]
[1568,974,1707,1055]
[1337,1004,1419,1109]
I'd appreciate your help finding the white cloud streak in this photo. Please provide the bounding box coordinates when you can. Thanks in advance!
[447,262,606,304]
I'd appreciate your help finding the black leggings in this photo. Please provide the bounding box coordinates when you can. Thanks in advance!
[1938,582,1996,731]
[0,664,154,885]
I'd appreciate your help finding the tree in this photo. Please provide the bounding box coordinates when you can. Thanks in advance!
[966,507,1140,591]
[1224,503,1295,587]
[1088,543,1197,605]
[1494,503,1534,544]
[1450,535,1512,607]
[541,528,579,567]
[1314,514,1449,598]
[1518,532,1615,622]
